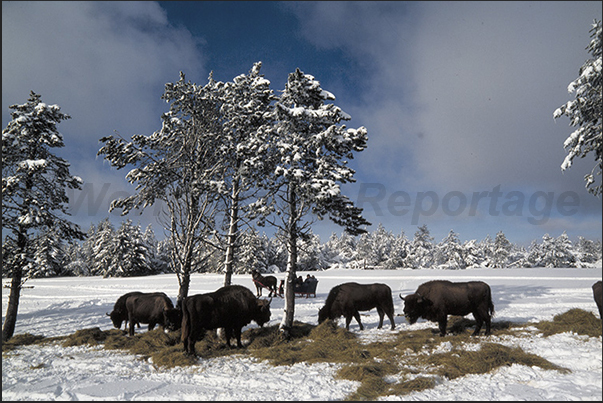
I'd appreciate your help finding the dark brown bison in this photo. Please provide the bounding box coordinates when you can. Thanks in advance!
[123,292,181,336]
[318,282,395,330]
[181,285,272,356]
[107,291,143,329]
[401,280,494,336]
[593,280,602,320]
[251,269,278,297]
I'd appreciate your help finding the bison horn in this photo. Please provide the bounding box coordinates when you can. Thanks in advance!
[106,312,111,316]
[399,293,405,301]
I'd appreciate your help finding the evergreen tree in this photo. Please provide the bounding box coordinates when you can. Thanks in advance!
[142,224,164,274]
[528,233,576,268]
[554,19,602,196]
[236,228,268,274]
[435,230,466,270]
[552,231,576,268]
[479,234,495,267]
[2,91,85,341]
[30,227,65,277]
[385,230,410,270]
[63,240,88,276]
[262,68,370,336]
[462,239,484,268]
[91,218,116,276]
[297,232,322,271]
[407,224,434,269]
[102,220,150,277]
[576,236,599,264]
[218,62,274,286]
[492,231,511,268]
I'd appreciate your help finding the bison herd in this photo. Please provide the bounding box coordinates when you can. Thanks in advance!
[107,278,603,356]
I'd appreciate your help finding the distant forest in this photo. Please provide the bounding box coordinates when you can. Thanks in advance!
[3,218,601,279]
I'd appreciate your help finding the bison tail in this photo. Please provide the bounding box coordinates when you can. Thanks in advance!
[488,290,495,317]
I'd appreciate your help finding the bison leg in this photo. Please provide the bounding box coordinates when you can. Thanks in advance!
[345,315,353,330]
[223,327,233,348]
[472,315,483,336]
[353,311,364,330]
[386,311,396,330]
[437,316,448,336]
[128,315,136,336]
[474,306,492,336]
[185,328,201,356]
[234,327,243,348]
[186,336,196,356]
[148,322,156,331]
[376,307,385,329]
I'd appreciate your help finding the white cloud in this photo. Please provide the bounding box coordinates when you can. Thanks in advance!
[287,1,602,241]
[289,1,602,193]
[2,1,207,239]
[2,1,206,149]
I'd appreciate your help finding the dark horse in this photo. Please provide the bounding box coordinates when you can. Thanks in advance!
[251,269,278,297]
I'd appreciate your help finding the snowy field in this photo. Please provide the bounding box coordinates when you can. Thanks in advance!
[2,266,602,401]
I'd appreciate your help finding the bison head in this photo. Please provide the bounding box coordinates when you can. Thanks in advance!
[254,298,272,327]
[163,307,182,331]
[107,310,125,329]
[400,293,432,324]
[317,306,331,324]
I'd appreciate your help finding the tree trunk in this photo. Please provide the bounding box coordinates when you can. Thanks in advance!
[2,231,26,343]
[280,184,298,338]
[176,269,190,309]
[223,178,239,287]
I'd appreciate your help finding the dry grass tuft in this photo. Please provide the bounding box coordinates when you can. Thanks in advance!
[337,359,400,400]
[535,308,602,337]
[2,333,48,353]
[427,342,569,379]
[247,320,368,366]
[62,327,107,347]
[387,376,437,397]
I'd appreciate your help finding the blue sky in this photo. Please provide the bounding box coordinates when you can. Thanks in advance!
[3,1,602,246]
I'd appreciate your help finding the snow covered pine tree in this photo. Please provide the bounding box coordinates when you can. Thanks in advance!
[554,19,602,196]
[261,68,370,337]
[2,92,85,342]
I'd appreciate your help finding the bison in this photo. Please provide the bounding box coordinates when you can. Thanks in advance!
[122,292,181,336]
[318,282,395,330]
[181,285,272,356]
[107,291,143,330]
[593,280,602,320]
[251,269,278,297]
[401,280,494,336]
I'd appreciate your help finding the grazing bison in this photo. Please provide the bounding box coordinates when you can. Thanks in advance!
[107,291,143,329]
[123,292,181,336]
[401,280,494,336]
[593,281,602,320]
[251,269,278,297]
[181,285,272,356]
[318,282,395,330]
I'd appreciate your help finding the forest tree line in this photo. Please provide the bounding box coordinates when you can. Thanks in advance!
[3,219,600,279]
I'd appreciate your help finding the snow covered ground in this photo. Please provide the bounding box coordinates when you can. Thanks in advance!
[2,266,602,401]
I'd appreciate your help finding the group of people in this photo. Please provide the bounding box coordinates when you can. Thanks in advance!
[276,274,319,297]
